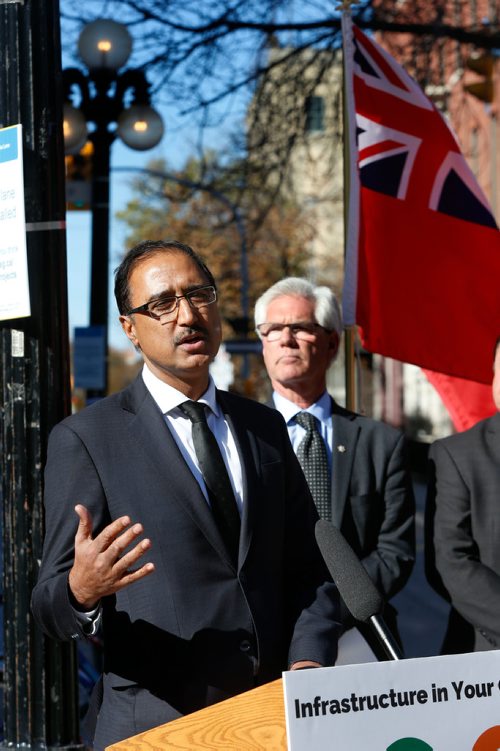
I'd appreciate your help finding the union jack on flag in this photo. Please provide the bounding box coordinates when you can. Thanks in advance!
[352,25,497,229]
[342,17,500,390]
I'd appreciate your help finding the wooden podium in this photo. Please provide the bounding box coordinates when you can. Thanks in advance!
[107,678,287,750]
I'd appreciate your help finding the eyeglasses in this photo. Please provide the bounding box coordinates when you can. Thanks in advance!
[256,322,329,342]
[126,285,217,323]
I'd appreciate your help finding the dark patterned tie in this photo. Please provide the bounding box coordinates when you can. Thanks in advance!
[179,400,240,562]
[295,411,331,520]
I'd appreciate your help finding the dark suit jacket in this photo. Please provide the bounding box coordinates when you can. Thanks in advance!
[426,413,500,653]
[329,401,415,609]
[31,376,339,749]
[271,397,415,652]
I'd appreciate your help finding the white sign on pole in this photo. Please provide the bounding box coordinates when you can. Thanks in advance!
[284,650,500,750]
[0,124,30,321]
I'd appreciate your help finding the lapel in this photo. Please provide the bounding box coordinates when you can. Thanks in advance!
[119,376,237,570]
[330,398,360,528]
[486,411,500,460]
[216,390,259,568]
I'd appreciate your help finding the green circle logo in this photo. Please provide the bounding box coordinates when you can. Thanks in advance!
[387,740,433,751]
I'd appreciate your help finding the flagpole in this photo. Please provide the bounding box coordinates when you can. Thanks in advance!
[338,1,359,412]
[344,326,357,410]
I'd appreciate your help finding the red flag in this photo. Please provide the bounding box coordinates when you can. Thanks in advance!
[342,18,500,386]
[422,369,496,431]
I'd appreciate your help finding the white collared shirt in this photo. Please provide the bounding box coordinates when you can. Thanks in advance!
[142,365,244,513]
[272,390,333,470]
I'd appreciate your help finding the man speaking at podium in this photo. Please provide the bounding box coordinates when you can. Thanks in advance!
[31,240,340,750]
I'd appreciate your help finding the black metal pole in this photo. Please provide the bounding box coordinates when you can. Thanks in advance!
[87,122,113,401]
[90,128,112,333]
[65,62,162,402]
[0,0,81,747]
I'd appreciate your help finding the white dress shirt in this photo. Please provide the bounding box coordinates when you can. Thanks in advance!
[142,364,244,514]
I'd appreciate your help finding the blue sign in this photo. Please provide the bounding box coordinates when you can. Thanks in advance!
[0,126,18,164]
[73,326,106,390]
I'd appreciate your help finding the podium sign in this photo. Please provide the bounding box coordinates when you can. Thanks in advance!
[284,650,500,750]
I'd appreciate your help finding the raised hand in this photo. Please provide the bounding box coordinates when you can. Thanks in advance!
[68,504,155,609]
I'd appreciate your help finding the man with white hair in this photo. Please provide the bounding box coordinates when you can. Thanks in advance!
[255,277,415,660]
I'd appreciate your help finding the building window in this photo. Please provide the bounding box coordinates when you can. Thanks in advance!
[305,95,325,132]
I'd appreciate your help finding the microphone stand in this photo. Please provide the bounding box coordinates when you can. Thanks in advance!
[369,614,403,660]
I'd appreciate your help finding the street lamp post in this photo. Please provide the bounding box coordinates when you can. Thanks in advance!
[63,20,164,399]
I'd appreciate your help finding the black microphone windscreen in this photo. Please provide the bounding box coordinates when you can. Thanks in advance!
[315,519,383,622]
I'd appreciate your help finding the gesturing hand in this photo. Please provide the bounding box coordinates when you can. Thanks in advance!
[68,504,155,610]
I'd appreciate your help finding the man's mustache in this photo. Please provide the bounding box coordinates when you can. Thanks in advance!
[173,325,208,345]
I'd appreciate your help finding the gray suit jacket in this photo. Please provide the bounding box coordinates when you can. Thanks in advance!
[427,412,500,652]
[329,401,415,606]
[32,376,340,749]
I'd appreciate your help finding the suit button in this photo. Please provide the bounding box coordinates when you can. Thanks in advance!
[239,639,252,653]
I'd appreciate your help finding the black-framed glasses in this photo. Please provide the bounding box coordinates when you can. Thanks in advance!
[256,322,329,342]
[126,285,217,323]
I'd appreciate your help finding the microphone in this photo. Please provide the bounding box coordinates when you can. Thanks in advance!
[315,518,403,661]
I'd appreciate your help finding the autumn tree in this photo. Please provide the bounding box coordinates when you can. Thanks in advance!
[115,153,316,392]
